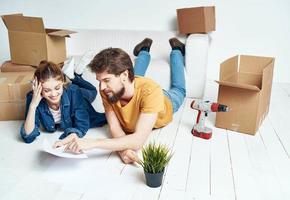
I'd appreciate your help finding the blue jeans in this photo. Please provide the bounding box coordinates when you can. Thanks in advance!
[72,74,97,103]
[71,74,107,128]
[134,50,186,113]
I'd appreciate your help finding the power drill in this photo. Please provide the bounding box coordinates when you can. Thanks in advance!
[190,99,229,140]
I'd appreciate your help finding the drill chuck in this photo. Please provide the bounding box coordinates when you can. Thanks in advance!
[218,104,229,112]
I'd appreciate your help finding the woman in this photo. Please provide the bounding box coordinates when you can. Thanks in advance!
[20,60,106,143]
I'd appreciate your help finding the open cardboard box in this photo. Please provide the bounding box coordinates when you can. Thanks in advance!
[0,72,33,120]
[215,55,275,135]
[2,13,76,66]
[177,6,215,34]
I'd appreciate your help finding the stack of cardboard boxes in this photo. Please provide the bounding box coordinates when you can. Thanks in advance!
[177,6,275,135]
[0,13,75,120]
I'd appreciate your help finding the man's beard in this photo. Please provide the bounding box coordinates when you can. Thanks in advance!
[108,86,125,104]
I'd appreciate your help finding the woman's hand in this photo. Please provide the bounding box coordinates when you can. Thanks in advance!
[30,78,43,108]
[53,133,78,148]
[23,78,43,135]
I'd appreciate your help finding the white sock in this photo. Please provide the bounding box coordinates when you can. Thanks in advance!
[75,50,95,75]
[62,57,75,79]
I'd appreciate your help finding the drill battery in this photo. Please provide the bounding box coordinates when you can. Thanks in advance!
[192,129,212,140]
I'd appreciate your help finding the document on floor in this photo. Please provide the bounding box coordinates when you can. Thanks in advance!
[42,138,88,159]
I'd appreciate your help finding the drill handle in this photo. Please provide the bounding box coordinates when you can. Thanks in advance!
[196,110,201,124]
[196,111,206,127]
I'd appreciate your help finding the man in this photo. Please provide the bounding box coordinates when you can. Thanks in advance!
[57,37,186,164]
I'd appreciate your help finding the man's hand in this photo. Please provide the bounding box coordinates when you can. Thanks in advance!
[118,149,140,164]
[53,133,78,148]
[64,138,97,154]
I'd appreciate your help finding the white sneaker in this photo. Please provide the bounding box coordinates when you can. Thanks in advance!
[75,50,95,75]
[62,57,75,79]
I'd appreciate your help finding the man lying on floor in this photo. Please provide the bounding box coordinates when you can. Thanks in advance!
[54,37,186,164]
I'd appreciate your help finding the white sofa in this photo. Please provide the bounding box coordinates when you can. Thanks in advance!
[66,29,210,112]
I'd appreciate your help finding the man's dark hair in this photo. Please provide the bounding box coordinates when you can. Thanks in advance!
[89,48,134,82]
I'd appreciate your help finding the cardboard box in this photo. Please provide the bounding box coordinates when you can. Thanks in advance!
[0,72,33,120]
[215,55,275,135]
[177,6,215,34]
[1,61,36,72]
[2,13,76,66]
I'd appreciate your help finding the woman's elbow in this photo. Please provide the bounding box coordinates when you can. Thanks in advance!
[21,134,36,143]
[20,125,39,143]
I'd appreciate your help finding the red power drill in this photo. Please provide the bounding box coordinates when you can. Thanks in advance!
[190,99,229,139]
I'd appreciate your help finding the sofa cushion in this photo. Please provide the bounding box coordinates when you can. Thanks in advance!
[67,29,184,60]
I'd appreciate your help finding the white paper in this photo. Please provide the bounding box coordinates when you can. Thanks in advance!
[42,138,88,159]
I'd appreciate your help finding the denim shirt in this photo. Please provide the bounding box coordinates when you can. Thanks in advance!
[20,84,90,143]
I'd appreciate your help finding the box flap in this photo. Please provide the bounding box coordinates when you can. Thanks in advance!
[262,58,275,88]
[239,55,274,74]
[220,55,239,81]
[225,73,262,89]
[1,14,45,33]
[2,13,23,28]
[47,30,76,37]
[215,80,260,91]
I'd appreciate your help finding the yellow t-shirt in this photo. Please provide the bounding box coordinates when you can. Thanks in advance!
[100,76,173,133]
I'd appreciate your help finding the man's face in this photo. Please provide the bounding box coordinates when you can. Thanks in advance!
[96,71,125,103]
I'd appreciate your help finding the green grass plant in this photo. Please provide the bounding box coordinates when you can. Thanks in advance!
[139,142,172,174]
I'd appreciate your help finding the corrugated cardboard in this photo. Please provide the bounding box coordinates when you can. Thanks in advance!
[177,6,215,34]
[215,55,275,135]
[2,14,76,66]
[1,61,36,72]
[0,72,33,120]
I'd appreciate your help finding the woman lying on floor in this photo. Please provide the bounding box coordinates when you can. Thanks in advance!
[20,59,107,143]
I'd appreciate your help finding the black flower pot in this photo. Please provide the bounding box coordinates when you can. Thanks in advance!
[144,170,164,188]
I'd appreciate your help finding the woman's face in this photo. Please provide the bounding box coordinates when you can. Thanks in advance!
[41,78,64,105]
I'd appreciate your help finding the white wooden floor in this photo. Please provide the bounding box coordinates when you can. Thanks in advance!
[0,81,289,200]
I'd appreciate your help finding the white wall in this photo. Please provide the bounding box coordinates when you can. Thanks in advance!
[0,0,289,82]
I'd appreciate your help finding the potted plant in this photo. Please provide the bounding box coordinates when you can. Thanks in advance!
[139,142,173,188]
